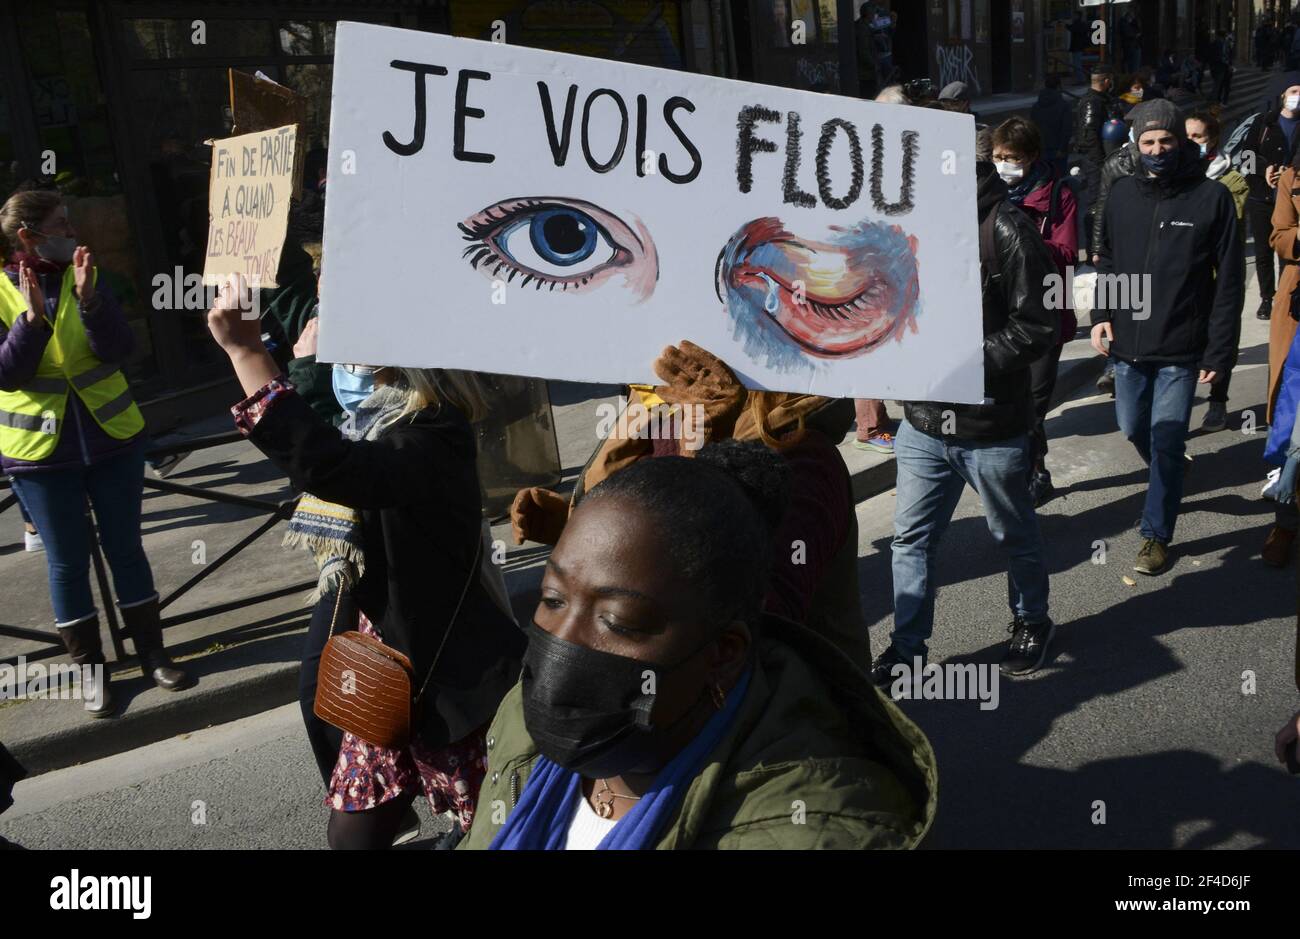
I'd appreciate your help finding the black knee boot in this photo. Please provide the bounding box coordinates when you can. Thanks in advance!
[55,616,115,718]
[119,596,190,691]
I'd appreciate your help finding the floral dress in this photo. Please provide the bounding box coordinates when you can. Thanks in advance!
[326,613,489,831]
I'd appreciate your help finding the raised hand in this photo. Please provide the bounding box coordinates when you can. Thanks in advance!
[293,317,320,359]
[652,340,747,452]
[17,262,45,325]
[205,273,262,354]
[72,246,94,301]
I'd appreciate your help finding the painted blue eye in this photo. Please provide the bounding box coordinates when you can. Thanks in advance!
[528,208,599,266]
[491,205,619,279]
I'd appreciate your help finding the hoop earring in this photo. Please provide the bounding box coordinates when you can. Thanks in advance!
[710,683,726,710]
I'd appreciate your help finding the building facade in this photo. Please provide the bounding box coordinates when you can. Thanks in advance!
[0,0,735,428]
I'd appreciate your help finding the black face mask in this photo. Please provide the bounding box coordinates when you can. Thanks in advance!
[520,621,713,779]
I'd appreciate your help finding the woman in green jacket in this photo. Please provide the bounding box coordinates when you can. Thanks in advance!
[460,440,936,850]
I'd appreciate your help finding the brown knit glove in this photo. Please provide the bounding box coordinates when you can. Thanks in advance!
[652,340,747,456]
[509,487,570,546]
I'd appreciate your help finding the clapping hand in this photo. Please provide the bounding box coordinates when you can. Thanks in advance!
[16,262,44,325]
[72,246,94,301]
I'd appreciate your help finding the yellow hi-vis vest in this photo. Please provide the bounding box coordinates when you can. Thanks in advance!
[0,266,144,461]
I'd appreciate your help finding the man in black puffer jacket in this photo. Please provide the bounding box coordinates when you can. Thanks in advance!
[1092,99,1243,577]
[872,148,1059,687]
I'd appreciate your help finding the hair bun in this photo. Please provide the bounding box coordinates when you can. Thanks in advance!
[696,439,792,533]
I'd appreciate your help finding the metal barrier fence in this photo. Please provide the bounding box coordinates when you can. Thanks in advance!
[0,432,313,668]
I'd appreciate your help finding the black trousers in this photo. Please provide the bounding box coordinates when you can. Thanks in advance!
[1249,199,1277,303]
[299,588,357,788]
[1029,343,1065,471]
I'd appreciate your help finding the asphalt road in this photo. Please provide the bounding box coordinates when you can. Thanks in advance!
[2,318,1298,850]
[863,316,1300,849]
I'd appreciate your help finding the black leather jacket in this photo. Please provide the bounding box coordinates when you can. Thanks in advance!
[904,167,1059,442]
[1074,88,1118,162]
[1090,141,1139,258]
[1240,108,1299,204]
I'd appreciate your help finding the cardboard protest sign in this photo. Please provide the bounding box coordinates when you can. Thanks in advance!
[229,69,308,199]
[318,22,984,402]
[203,124,297,288]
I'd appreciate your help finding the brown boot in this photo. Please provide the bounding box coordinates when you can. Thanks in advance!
[55,616,115,718]
[1262,526,1297,568]
[119,596,190,691]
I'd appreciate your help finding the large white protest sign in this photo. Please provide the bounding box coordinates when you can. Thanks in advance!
[318,22,984,402]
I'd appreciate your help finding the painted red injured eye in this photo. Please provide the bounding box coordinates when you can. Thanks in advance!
[717,217,920,360]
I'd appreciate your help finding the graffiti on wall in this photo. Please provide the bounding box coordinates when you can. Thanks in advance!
[795,56,840,88]
[936,43,980,94]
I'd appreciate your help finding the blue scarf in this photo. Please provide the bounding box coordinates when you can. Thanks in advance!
[1006,160,1049,206]
[489,667,752,851]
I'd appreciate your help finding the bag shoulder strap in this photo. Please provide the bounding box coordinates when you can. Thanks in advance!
[979,203,1002,283]
[414,534,485,705]
[1045,177,1067,233]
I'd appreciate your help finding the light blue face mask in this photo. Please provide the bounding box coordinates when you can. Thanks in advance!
[331,364,376,414]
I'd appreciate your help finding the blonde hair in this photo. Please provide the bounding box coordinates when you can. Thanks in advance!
[0,190,62,252]
[391,367,491,424]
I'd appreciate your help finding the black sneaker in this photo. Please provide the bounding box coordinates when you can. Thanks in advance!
[870,644,921,688]
[1029,470,1056,508]
[1000,616,1055,676]
[1257,297,1273,321]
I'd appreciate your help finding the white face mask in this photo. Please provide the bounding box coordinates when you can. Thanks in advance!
[995,161,1025,184]
[1286,94,1300,112]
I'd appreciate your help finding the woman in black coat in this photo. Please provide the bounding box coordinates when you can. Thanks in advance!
[207,275,523,849]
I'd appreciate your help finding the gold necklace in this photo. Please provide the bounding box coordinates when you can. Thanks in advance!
[591,778,642,819]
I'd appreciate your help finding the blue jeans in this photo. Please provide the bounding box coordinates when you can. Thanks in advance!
[890,420,1050,659]
[1113,360,1198,543]
[10,443,155,625]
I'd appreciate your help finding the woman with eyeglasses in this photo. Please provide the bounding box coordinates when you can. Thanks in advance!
[0,188,188,718]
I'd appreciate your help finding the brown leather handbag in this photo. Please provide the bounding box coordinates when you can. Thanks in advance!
[313,539,481,749]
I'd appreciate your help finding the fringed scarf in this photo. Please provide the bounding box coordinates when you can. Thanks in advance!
[283,383,409,600]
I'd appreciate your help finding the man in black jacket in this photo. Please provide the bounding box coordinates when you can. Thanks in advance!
[872,149,1059,686]
[1092,99,1243,575]
[1237,70,1300,320]
[1074,66,1119,243]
